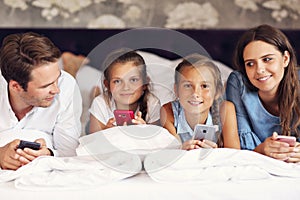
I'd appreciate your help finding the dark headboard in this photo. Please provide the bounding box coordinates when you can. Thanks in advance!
[1,28,299,70]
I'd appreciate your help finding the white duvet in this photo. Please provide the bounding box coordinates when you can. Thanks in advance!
[144,148,300,183]
[1,125,300,191]
[0,152,141,190]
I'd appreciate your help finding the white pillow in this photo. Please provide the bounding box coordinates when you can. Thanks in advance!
[76,125,181,160]
[75,65,103,135]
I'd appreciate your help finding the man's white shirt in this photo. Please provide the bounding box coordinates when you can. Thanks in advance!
[0,70,82,156]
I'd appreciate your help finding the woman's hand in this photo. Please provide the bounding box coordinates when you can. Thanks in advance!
[182,139,217,150]
[285,142,300,163]
[256,132,297,161]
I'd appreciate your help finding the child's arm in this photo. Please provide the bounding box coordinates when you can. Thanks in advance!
[220,100,241,149]
[89,114,115,133]
[160,103,177,136]
[61,52,89,78]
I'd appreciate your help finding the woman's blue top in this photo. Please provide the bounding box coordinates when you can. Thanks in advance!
[226,71,300,150]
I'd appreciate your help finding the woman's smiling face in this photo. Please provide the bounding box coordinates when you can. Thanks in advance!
[243,40,290,95]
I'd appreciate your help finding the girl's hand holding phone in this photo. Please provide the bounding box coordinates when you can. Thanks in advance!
[182,139,217,150]
[132,111,146,125]
[113,110,145,126]
[105,118,116,128]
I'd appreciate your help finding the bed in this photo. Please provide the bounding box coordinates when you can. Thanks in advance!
[1,28,300,199]
[1,126,300,200]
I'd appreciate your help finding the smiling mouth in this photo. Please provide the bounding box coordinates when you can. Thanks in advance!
[188,100,203,105]
[257,75,271,81]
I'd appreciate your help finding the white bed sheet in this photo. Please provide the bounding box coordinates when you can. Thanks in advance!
[0,172,299,200]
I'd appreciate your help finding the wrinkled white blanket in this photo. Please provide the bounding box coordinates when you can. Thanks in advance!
[3,126,300,191]
[0,152,141,190]
[144,148,300,183]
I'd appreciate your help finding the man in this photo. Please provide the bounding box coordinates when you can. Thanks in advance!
[0,32,82,170]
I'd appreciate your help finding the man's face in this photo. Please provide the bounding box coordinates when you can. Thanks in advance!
[19,61,61,108]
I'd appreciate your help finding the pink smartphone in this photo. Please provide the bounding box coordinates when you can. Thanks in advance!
[113,110,134,126]
[276,135,296,146]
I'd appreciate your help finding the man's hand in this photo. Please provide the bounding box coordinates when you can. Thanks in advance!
[0,139,22,170]
[16,138,52,165]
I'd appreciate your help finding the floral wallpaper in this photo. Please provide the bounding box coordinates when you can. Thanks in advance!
[1,0,300,29]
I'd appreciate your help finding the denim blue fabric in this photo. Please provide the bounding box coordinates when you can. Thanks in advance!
[171,100,212,143]
[226,71,283,150]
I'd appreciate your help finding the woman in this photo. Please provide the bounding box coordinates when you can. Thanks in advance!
[226,24,300,162]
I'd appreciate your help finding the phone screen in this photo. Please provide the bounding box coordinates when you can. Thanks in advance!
[18,140,41,150]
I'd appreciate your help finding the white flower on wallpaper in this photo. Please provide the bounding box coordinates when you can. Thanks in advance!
[87,14,126,28]
[123,5,142,21]
[117,0,133,4]
[94,0,106,3]
[165,2,219,29]
[234,0,300,22]
[33,0,93,11]
[4,0,28,10]
[4,0,100,21]
[262,0,300,21]
[234,0,258,11]
[32,0,92,20]
[2,0,300,28]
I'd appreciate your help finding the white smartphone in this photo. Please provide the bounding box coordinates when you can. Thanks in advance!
[193,124,219,143]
